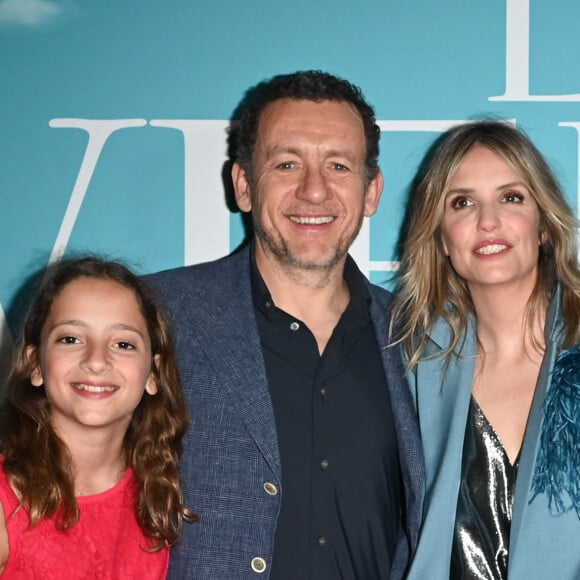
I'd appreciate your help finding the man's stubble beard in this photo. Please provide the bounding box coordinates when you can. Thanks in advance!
[250,202,365,273]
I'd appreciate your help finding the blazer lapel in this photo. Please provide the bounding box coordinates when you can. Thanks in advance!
[509,287,563,570]
[367,284,425,551]
[418,316,477,484]
[406,318,477,580]
[196,247,282,481]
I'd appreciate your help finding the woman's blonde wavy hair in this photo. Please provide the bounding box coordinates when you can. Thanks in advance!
[392,120,580,368]
[0,257,197,550]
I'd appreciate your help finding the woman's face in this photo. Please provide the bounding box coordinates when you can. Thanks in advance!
[440,145,543,294]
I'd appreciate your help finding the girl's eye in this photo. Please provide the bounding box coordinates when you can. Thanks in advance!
[58,336,79,345]
[115,341,135,351]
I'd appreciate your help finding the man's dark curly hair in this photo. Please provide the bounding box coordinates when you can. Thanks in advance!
[231,70,380,185]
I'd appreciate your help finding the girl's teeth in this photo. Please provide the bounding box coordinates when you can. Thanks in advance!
[75,384,116,393]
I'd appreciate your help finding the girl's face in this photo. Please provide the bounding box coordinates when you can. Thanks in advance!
[29,277,158,439]
[440,145,543,294]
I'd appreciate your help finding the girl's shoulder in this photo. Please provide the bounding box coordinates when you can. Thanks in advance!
[0,493,7,575]
[0,459,20,518]
[0,459,14,577]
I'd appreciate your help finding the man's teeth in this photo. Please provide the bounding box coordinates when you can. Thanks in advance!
[476,244,508,255]
[290,216,334,224]
[75,384,116,393]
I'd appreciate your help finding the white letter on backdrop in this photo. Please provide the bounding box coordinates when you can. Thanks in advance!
[48,119,147,265]
[490,0,580,101]
[0,120,147,382]
[357,120,473,278]
[149,120,230,265]
[0,302,12,387]
[558,122,580,220]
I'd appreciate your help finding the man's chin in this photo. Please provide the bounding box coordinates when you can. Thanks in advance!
[256,234,349,273]
[283,250,346,272]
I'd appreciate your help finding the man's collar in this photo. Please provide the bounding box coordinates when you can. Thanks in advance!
[249,243,370,320]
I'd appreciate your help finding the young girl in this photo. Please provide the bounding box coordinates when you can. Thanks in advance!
[0,257,196,578]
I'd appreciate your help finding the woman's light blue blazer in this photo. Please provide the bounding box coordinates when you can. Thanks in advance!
[407,287,580,579]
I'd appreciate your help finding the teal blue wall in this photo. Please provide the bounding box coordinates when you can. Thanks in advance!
[2,0,580,364]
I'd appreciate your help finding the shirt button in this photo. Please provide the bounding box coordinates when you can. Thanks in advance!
[290,321,300,331]
[251,557,267,573]
[320,386,327,396]
[320,459,329,470]
[318,536,328,547]
[263,482,278,496]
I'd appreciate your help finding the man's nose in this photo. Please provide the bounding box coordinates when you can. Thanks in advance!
[295,166,332,203]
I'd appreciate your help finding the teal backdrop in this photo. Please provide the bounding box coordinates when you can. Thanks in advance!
[2,0,580,378]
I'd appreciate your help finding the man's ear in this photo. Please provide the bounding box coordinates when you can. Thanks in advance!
[232,162,252,212]
[363,170,384,217]
[26,346,43,387]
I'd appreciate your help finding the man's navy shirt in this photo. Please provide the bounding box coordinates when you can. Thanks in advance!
[251,252,403,580]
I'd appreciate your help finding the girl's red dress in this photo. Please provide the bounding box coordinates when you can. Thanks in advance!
[0,463,168,579]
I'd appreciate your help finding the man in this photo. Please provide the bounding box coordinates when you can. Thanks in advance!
[148,71,423,579]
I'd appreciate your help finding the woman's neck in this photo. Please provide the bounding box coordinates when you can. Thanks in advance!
[470,282,545,356]
[469,282,546,463]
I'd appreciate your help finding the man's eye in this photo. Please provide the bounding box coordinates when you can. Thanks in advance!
[332,163,348,171]
[277,162,295,170]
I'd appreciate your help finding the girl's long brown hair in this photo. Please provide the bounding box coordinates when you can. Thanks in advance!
[0,257,197,550]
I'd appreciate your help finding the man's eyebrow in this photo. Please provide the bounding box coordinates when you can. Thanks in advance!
[264,145,357,161]
[263,145,301,158]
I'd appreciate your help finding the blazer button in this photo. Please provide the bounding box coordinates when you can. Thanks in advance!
[263,482,278,496]
[251,557,267,573]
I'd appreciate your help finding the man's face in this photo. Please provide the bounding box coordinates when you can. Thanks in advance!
[233,98,383,275]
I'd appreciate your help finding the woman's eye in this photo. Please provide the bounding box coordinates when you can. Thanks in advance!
[450,196,473,210]
[503,192,524,203]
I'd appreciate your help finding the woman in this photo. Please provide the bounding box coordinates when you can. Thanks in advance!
[393,121,580,579]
